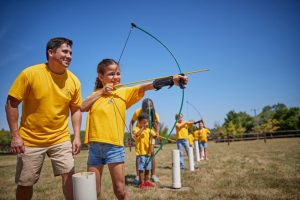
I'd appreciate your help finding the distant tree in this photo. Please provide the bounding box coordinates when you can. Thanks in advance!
[159,123,169,137]
[225,121,236,135]
[261,119,280,133]
[212,122,225,139]
[0,130,11,145]
[224,111,254,133]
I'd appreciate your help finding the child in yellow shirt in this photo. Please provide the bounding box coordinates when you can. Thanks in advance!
[133,113,157,189]
[175,113,194,169]
[198,120,211,160]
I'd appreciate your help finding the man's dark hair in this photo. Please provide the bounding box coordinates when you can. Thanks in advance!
[46,37,73,60]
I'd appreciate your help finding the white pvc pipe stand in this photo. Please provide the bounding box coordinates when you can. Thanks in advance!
[188,147,195,171]
[172,149,181,189]
[194,140,200,161]
[72,172,97,200]
[201,148,205,160]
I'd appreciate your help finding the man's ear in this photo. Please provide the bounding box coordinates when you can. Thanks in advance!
[47,49,54,58]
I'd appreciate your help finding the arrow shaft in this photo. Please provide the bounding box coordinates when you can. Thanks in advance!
[115,68,209,88]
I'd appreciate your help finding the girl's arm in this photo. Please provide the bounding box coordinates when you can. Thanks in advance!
[80,84,113,112]
[138,74,188,93]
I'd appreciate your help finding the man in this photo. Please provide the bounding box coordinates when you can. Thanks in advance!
[5,37,82,200]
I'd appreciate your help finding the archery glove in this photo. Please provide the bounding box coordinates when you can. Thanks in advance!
[153,76,174,90]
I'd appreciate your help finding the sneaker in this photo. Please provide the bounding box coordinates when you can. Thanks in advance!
[144,180,155,187]
[139,182,147,189]
[151,175,160,183]
[134,176,140,185]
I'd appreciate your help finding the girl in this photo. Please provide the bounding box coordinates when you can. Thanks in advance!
[198,120,211,160]
[81,59,188,199]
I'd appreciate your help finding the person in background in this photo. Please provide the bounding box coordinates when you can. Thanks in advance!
[5,37,82,200]
[175,113,193,169]
[130,98,160,184]
[133,113,157,189]
[198,120,211,160]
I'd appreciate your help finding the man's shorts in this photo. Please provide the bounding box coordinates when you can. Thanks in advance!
[199,141,208,149]
[87,142,125,166]
[137,155,152,171]
[15,141,74,186]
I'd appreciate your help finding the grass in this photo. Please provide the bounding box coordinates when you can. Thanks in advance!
[0,138,299,200]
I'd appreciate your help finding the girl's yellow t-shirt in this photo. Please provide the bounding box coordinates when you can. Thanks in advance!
[199,128,210,142]
[84,85,145,146]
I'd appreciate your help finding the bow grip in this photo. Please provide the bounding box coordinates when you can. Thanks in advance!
[179,73,186,89]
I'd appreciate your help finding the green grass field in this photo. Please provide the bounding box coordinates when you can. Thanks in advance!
[0,138,299,200]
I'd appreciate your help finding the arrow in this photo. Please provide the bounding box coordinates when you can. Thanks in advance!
[114,68,209,89]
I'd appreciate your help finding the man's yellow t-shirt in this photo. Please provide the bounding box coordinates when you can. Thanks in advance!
[131,108,160,129]
[133,127,156,156]
[84,85,145,146]
[199,128,211,142]
[175,122,190,139]
[8,64,82,147]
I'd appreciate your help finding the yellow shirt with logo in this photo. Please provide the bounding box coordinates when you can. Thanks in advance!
[84,85,145,146]
[175,122,190,139]
[8,63,82,147]
[199,128,210,142]
[133,127,156,156]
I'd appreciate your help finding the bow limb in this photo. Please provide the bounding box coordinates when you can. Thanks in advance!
[130,23,185,166]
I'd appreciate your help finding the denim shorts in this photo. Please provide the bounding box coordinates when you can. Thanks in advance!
[87,142,125,166]
[199,141,208,149]
[137,155,152,171]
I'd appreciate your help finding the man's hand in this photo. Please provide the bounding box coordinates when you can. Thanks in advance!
[72,137,81,155]
[11,132,25,154]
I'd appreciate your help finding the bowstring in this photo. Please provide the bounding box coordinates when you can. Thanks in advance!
[144,100,153,169]
[108,24,134,149]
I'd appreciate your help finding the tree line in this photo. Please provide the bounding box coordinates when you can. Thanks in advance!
[212,103,300,139]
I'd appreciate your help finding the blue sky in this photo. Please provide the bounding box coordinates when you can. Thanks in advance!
[0,0,299,132]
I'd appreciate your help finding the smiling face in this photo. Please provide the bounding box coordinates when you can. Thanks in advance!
[48,43,72,68]
[98,63,121,86]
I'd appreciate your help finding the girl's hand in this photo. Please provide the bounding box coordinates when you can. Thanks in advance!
[173,74,188,87]
[102,83,114,95]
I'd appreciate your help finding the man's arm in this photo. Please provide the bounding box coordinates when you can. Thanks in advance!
[5,96,24,154]
[70,106,82,155]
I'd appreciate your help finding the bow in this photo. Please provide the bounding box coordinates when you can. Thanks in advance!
[123,23,185,167]
[186,100,203,122]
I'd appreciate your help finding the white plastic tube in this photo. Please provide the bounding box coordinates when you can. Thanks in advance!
[194,140,200,161]
[201,148,205,159]
[172,149,181,189]
[72,172,97,200]
[188,147,195,171]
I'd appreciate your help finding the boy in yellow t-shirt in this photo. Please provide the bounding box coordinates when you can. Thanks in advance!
[175,113,194,169]
[133,113,157,189]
